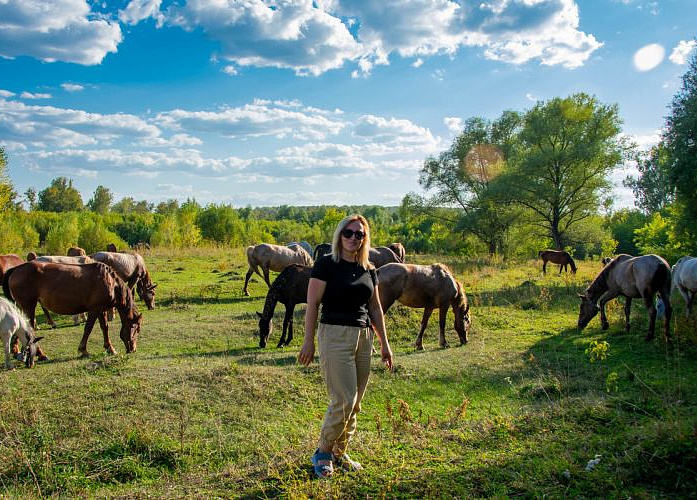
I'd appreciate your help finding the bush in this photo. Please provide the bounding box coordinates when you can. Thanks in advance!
[44,214,80,255]
[0,213,40,254]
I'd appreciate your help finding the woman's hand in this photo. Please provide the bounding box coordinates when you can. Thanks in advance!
[298,339,315,367]
[380,342,393,371]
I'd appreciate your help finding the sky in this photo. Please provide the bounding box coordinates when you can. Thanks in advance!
[0,0,695,209]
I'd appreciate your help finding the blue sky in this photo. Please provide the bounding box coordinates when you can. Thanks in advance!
[0,0,695,208]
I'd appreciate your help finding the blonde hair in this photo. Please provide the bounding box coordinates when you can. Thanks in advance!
[331,214,371,269]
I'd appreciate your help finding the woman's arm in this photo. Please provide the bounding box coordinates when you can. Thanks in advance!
[368,285,393,371]
[298,277,326,366]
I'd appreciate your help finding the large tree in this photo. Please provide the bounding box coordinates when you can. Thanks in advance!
[37,177,83,212]
[87,185,113,214]
[663,47,697,249]
[0,147,18,211]
[506,93,627,250]
[407,112,522,254]
[623,143,674,214]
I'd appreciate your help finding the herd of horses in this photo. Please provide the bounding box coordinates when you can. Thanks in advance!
[2,240,697,370]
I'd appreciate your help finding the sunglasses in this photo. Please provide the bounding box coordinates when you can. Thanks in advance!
[341,228,365,240]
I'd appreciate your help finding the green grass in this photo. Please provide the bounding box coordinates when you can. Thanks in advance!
[1,247,696,497]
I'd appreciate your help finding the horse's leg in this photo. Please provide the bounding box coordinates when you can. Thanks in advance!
[243,269,254,296]
[262,266,271,287]
[663,294,672,341]
[438,304,449,348]
[678,285,691,317]
[687,291,694,316]
[414,308,433,350]
[3,332,12,370]
[78,312,99,357]
[542,259,547,274]
[623,297,632,333]
[40,303,57,329]
[559,263,564,274]
[598,293,618,330]
[279,305,294,348]
[286,304,296,346]
[98,311,116,354]
[643,295,657,342]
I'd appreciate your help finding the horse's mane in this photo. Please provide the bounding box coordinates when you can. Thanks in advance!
[586,255,629,297]
[95,262,131,309]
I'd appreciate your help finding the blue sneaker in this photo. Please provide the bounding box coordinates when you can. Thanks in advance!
[311,449,334,479]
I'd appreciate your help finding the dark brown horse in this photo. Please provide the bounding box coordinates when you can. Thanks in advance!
[369,246,402,268]
[67,246,86,256]
[539,250,577,274]
[388,242,406,262]
[377,263,471,350]
[577,254,672,341]
[257,264,311,348]
[0,254,23,284]
[3,261,142,356]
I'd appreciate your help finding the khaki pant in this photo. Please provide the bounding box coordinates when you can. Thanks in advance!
[317,323,373,455]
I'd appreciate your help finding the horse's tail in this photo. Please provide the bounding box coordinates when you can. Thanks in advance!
[2,265,18,301]
[246,246,259,272]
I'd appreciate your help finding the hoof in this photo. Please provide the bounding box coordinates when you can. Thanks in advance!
[414,344,424,351]
[601,322,609,331]
[79,352,90,358]
[439,342,450,349]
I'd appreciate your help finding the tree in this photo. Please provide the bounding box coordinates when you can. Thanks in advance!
[87,185,113,214]
[112,197,152,214]
[506,93,627,250]
[663,46,697,250]
[408,112,522,254]
[623,143,674,214]
[37,177,83,212]
[0,147,18,211]
[24,187,37,211]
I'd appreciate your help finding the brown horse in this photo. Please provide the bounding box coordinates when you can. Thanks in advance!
[2,253,60,330]
[67,246,86,256]
[3,261,142,356]
[257,264,311,348]
[243,243,313,296]
[539,250,577,274]
[577,254,672,341]
[369,246,402,268]
[388,243,406,262]
[377,263,471,350]
[91,252,157,309]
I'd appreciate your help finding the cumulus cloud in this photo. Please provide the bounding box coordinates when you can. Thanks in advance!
[119,0,164,26]
[353,114,439,148]
[444,117,462,134]
[0,89,16,98]
[0,0,122,65]
[61,83,85,92]
[633,43,664,71]
[669,40,697,65]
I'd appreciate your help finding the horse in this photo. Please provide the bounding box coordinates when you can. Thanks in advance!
[3,261,142,357]
[313,243,332,261]
[67,246,86,256]
[0,254,24,284]
[1,297,42,369]
[257,264,311,348]
[601,257,613,267]
[288,241,313,255]
[369,246,402,268]
[539,249,577,274]
[388,243,406,263]
[377,263,471,350]
[577,254,672,341]
[90,252,157,310]
[132,242,151,251]
[243,243,313,296]
[33,256,95,326]
[107,243,118,252]
[671,256,697,316]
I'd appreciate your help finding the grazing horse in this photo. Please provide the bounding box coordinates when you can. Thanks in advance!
[67,246,86,257]
[369,246,402,268]
[257,264,311,348]
[243,243,313,296]
[388,243,406,263]
[577,254,672,341]
[377,263,471,350]
[539,250,577,274]
[3,261,142,356]
[1,297,42,369]
[90,252,157,310]
[313,243,332,261]
[288,241,313,255]
[0,254,24,284]
[672,256,697,316]
[34,255,95,326]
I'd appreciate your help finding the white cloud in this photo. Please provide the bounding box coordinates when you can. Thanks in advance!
[119,0,164,26]
[526,93,539,102]
[61,83,85,92]
[444,117,462,134]
[222,65,238,75]
[0,0,122,65]
[0,89,16,98]
[20,92,52,99]
[633,43,664,71]
[353,114,439,148]
[669,40,696,65]
[412,58,424,68]
[431,69,445,81]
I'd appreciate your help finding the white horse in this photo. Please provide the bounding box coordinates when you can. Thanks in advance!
[0,297,42,369]
[672,256,697,316]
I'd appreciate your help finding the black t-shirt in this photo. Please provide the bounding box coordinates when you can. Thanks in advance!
[311,255,377,327]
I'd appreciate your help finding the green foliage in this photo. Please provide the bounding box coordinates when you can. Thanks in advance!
[624,143,674,214]
[112,197,152,214]
[0,213,40,253]
[508,93,627,249]
[584,340,609,363]
[37,177,84,212]
[0,146,18,211]
[44,214,80,254]
[664,47,697,251]
[633,212,682,263]
[86,185,113,214]
[564,215,616,259]
[78,216,126,254]
[196,205,242,244]
[605,209,646,255]
[318,207,346,242]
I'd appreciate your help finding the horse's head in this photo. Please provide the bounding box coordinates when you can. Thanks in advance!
[21,334,43,368]
[257,311,272,348]
[453,283,471,345]
[137,275,157,310]
[577,293,599,330]
[119,308,142,353]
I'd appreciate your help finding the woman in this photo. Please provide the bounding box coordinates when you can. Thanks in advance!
[298,214,393,478]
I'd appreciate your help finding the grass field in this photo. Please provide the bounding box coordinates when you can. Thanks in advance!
[1,247,696,498]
